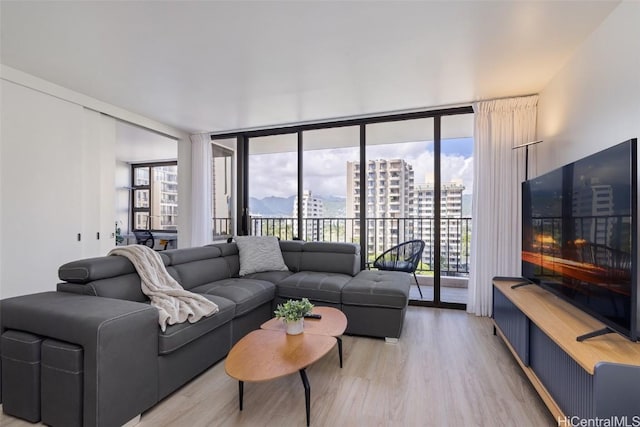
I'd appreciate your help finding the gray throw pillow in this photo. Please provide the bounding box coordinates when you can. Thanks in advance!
[235,236,289,276]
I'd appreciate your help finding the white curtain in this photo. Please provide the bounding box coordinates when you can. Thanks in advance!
[190,134,213,247]
[467,95,538,316]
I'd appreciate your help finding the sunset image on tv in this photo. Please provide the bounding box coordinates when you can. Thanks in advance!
[521,140,636,336]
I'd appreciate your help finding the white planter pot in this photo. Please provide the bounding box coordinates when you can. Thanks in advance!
[285,319,304,335]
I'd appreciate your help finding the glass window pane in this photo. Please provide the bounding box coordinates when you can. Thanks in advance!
[134,167,150,186]
[440,113,474,304]
[249,134,297,239]
[365,118,433,301]
[302,126,359,242]
[134,212,149,230]
[151,165,178,231]
[134,189,149,208]
[212,140,235,240]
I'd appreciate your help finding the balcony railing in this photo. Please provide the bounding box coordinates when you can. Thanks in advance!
[212,216,471,276]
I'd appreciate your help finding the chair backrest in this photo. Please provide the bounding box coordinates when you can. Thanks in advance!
[373,239,425,273]
[133,230,154,248]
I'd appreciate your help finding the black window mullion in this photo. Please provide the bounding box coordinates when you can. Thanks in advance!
[434,116,441,305]
[297,131,303,240]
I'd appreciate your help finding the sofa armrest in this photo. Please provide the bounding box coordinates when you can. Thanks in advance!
[1,292,158,427]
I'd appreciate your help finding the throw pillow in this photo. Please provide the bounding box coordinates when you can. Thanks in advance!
[234,236,289,276]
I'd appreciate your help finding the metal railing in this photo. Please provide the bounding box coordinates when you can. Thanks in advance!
[213,216,471,275]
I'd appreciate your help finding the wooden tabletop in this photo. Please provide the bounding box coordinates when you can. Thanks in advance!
[261,306,348,337]
[225,329,336,382]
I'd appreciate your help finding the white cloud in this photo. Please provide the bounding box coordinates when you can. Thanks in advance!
[249,139,474,198]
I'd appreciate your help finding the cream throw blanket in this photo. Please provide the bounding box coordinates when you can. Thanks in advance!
[109,245,218,331]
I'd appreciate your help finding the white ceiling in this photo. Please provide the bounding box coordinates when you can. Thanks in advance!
[115,121,177,163]
[0,1,619,135]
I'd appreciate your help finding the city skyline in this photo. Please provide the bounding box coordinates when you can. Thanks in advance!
[248,138,473,199]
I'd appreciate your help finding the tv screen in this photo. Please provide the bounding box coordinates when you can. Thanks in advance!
[522,139,638,341]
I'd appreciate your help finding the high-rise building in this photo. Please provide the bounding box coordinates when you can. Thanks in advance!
[212,145,234,238]
[346,159,415,257]
[415,181,465,272]
[572,179,614,249]
[293,190,324,240]
[133,165,178,230]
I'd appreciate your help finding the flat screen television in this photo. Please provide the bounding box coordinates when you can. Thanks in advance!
[521,138,638,341]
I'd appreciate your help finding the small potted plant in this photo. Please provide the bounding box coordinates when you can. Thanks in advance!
[274,298,314,335]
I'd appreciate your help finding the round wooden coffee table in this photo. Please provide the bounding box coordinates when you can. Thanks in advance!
[225,329,335,426]
[261,306,348,367]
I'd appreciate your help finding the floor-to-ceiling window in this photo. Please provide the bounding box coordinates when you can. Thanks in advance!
[365,118,435,302]
[302,126,360,242]
[211,140,235,240]
[440,114,474,304]
[212,106,473,309]
[248,133,298,239]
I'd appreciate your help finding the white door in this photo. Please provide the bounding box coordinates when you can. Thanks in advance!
[1,81,84,297]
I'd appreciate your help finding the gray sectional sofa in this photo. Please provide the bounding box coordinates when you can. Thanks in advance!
[0,240,410,427]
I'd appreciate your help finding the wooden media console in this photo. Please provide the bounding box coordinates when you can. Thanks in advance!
[492,277,640,421]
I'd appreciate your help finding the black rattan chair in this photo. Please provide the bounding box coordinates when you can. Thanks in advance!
[373,239,426,298]
[133,230,155,249]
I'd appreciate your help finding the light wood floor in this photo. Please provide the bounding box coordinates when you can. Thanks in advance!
[409,284,468,304]
[1,307,554,427]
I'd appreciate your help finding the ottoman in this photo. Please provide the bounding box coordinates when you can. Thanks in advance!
[341,270,411,340]
[1,330,43,422]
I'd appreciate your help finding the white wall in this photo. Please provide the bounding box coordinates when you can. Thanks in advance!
[0,67,191,297]
[178,135,192,247]
[1,80,84,298]
[115,160,131,236]
[536,1,640,173]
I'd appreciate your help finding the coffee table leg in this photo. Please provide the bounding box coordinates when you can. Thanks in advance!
[299,369,310,426]
[239,381,244,411]
[337,337,343,368]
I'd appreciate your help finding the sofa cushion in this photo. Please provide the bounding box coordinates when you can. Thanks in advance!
[276,271,351,304]
[191,278,276,316]
[279,240,305,272]
[162,246,232,290]
[243,270,294,283]
[158,294,235,355]
[234,236,289,276]
[170,257,231,290]
[162,246,222,265]
[58,254,168,284]
[342,270,410,309]
[299,242,360,276]
[207,242,241,277]
[57,273,148,302]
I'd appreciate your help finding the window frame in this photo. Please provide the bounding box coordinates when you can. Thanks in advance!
[211,106,474,310]
[130,161,178,233]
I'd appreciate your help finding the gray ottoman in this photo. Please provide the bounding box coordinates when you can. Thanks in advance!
[341,270,411,340]
[1,330,43,422]
[41,339,84,427]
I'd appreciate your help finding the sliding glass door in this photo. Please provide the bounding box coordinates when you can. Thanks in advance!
[247,134,298,239]
[365,118,435,302]
[211,141,235,240]
[302,127,360,243]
